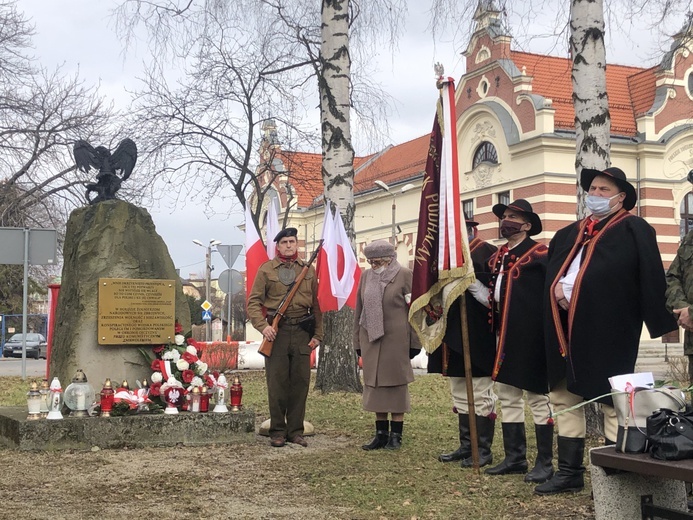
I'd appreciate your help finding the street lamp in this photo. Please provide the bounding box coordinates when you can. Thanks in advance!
[374,181,416,244]
[193,238,222,341]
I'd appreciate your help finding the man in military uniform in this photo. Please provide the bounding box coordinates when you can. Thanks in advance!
[247,227,322,448]
[666,229,693,381]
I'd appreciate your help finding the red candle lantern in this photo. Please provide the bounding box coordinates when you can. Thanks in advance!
[100,378,115,417]
[230,375,243,412]
[200,385,211,413]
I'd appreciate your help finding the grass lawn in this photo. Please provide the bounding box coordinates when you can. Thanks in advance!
[0,372,598,519]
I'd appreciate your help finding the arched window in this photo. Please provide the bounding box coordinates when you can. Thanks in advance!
[472,141,498,169]
[680,192,693,238]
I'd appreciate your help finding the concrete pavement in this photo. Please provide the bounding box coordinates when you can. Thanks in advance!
[0,357,47,378]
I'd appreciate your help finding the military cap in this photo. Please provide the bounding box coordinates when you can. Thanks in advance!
[273,227,298,242]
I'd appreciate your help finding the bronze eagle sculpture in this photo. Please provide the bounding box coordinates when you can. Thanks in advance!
[74,138,138,204]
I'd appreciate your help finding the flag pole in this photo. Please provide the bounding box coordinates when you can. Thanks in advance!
[460,276,480,472]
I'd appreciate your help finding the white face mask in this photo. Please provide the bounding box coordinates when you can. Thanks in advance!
[373,266,386,274]
[586,193,620,216]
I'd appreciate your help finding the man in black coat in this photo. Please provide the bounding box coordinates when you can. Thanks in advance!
[537,167,677,495]
[478,200,554,484]
[429,215,498,467]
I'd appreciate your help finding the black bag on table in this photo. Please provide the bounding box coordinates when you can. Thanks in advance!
[646,408,693,461]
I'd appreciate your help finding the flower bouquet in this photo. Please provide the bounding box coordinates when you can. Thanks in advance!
[141,321,214,412]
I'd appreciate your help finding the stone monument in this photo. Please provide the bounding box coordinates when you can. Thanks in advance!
[50,141,191,387]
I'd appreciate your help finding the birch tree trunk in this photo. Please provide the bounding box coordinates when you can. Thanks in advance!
[571,0,610,219]
[571,0,609,432]
[315,0,362,393]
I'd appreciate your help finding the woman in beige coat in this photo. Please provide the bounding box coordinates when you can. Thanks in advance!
[354,240,421,450]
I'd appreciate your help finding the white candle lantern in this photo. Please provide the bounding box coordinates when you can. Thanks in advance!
[39,378,50,417]
[46,377,64,420]
[26,381,42,420]
[64,369,95,417]
[213,374,229,413]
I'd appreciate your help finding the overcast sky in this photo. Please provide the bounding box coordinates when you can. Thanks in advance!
[18,0,673,277]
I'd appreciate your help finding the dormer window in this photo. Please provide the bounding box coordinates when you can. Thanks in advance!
[472,141,498,168]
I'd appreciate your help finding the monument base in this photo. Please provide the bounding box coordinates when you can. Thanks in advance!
[0,406,255,451]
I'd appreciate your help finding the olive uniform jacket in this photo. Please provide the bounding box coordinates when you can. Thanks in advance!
[428,237,498,377]
[666,229,693,356]
[247,257,323,343]
[545,210,676,403]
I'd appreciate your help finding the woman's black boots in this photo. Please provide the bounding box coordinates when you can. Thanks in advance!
[362,420,389,450]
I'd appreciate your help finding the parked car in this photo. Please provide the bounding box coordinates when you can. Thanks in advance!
[2,333,48,359]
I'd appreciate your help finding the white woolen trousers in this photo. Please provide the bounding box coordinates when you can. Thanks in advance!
[449,376,496,416]
[496,381,552,425]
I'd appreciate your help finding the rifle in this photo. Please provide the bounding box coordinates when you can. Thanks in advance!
[258,240,324,358]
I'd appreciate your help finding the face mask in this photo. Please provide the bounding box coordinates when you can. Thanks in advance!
[500,220,525,239]
[373,266,386,274]
[467,227,475,240]
[585,194,620,216]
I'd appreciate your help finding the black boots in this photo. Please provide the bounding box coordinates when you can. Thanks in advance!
[385,421,403,450]
[485,422,528,475]
[534,436,585,495]
[362,420,389,451]
[461,414,495,468]
[439,413,471,463]
[524,424,554,483]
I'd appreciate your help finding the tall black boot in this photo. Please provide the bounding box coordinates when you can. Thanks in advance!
[461,414,495,468]
[524,424,554,483]
[534,436,585,495]
[439,414,471,462]
[485,422,528,475]
[385,421,403,450]
[362,420,389,451]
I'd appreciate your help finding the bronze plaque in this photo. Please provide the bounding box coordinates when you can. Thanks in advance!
[98,278,176,345]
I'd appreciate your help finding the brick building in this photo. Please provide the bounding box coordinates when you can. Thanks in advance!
[256,4,693,270]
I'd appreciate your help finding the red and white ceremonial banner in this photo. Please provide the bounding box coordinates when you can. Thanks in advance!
[265,198,281,260]
[408,77,475,353]
[244,203,269,300]
[316,204,361,311]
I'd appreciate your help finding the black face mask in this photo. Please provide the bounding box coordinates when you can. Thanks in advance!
[500,220,525,239]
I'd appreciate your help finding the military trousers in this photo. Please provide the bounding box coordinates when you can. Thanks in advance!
[264,322,312,439]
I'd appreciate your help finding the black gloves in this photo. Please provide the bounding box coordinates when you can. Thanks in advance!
[409,348,421,359]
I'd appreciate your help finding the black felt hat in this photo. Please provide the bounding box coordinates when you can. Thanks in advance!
[580,167,637,211]
[273,227,298,242]
[464,211,478,227]
[492,198,542,236]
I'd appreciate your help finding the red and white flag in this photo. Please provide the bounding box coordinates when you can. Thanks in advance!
[244,203,269,300]
[408,77,474,352]
[265,198,281,260]
[316,204,361,311]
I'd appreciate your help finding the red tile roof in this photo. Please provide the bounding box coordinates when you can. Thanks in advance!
[281,150,375,208]
[354,134,429,194]
[286,52,659,207]
[510,51,656,136]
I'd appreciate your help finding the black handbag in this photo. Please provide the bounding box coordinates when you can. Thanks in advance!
[646,408,693,461]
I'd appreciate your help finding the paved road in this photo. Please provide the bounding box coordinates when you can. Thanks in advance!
[0,357,47,378]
